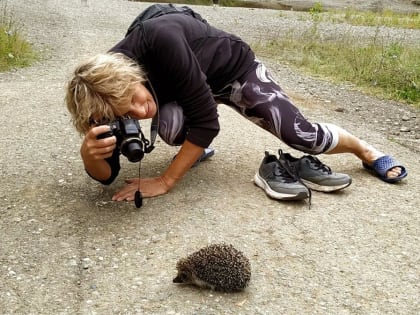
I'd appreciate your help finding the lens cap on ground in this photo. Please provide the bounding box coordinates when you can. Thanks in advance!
[135,190,143,208]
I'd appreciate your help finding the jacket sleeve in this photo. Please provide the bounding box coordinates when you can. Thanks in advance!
[86,148,121,185]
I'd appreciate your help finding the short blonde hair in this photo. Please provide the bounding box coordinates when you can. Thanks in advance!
[65,52,146,135]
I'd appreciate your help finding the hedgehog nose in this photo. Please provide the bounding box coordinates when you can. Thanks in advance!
[173,275,183,283]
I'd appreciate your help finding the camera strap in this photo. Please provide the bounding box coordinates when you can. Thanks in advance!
[134,80,160,208]
[145,79,159,154]
[145,113,158,153]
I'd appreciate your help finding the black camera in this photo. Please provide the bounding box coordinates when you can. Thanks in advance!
[97,118,147,162]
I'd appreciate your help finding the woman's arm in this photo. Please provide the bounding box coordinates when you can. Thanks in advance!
[81,125,117,182]
[161,140,204,188]
[112,140,204,201]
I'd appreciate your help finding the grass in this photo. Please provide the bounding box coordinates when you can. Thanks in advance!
[321,8,420,29]
[348,10,418,29]
[253,4,420,106]
[0,0,37,71]
[290,1,420,29]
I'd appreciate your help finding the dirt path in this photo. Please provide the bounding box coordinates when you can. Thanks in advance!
[0,1,419,314]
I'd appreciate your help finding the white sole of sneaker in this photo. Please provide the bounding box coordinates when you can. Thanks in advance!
[254,173,309,201]
[301,179,352,192]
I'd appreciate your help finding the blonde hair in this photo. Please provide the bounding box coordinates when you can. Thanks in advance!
[65,52,146,135]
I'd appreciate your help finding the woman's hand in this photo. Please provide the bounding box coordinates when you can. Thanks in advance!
[81,125,116,161]
[80,125,116,181]
[112,140,205,201]
[112,176,172,201]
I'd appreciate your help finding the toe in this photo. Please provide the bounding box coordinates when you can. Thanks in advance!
[386,166,402,178]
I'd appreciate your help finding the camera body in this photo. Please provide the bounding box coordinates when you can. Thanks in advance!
[97,118,146,162]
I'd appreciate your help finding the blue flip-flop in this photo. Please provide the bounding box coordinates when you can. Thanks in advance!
[363,155,407,183]
[192,147,215,167]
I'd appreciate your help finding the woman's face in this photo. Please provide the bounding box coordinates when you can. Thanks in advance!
[89,83,157,129]
[126,83,157,120]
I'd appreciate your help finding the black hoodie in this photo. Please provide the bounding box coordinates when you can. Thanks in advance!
[110,13,255,148]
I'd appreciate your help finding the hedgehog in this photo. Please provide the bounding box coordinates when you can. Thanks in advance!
[173,243,251,292]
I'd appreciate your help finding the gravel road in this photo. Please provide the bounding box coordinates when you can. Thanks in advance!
[0,1,419,314]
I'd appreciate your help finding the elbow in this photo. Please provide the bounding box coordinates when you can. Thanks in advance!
[187,125,220,148]
[85,165,120,186]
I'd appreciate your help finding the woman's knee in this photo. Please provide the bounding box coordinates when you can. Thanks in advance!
[158,102,186,146]
[282,121,338,154]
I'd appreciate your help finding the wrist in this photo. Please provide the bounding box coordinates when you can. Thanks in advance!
[160,174,180,191]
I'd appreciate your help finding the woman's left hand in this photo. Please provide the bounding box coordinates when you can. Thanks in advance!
[112,177,171,201]
[112,140,204,202]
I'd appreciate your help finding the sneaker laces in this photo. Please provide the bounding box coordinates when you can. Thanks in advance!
[273,159,299,183]
[306,155,332,174]
[278,150,312,208]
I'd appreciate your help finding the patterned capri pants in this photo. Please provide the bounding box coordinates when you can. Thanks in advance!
[158,60,339,155]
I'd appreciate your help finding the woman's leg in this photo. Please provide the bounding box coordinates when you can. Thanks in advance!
[158,101,187,146]
[216,60,403,179]
[216,61,337,154]
[158,101,215,166]
[327,127,402,178]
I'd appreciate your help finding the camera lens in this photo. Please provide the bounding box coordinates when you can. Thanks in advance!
[122,140,144,162]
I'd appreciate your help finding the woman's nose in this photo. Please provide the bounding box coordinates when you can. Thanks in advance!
[130,103,147,118]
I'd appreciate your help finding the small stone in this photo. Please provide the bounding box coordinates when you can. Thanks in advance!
[400,127,411,132]
[401,116,410,121]
[82,257,91,269]
[335,107,345,112]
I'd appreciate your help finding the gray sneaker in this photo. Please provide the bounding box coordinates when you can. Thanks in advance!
[279,150,352,192]
[254,151,310,201]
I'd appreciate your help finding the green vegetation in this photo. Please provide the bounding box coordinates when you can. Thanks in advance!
[253,4,420,105]
[346,10,418,29]
[324,8,419,29]
[0,0,37,71]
